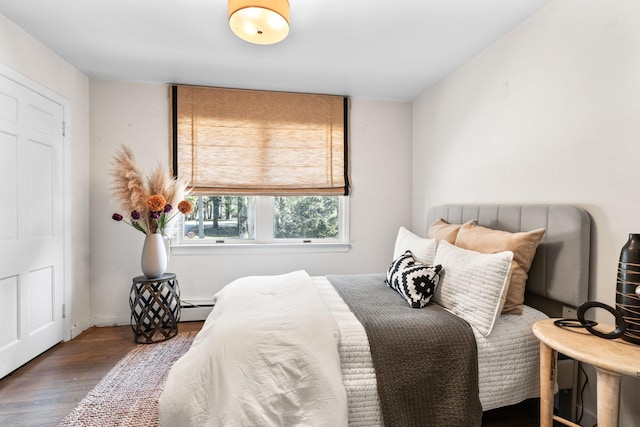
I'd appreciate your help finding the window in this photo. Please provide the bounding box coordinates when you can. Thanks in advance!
[274,196,339,240]
[180,195,347,245]
[170,85,350,250]
[183,196,255,241]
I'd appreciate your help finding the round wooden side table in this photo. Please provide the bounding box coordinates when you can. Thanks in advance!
[129,273,181,344]
[533,318,640,427]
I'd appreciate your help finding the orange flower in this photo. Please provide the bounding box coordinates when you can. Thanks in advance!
[178,200,194,215]
[147,194,166,212]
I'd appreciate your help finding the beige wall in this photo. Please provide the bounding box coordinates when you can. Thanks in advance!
[412,1,640,424]
[0,13,91,338]
[89,79,413,325]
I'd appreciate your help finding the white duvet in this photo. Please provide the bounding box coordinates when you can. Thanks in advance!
[159,271,347,427]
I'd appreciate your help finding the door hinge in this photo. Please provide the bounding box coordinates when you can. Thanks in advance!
[62,303,66,319]
[62,121,66,137]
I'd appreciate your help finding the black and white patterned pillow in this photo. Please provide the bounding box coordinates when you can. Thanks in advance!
[385,250,443,308]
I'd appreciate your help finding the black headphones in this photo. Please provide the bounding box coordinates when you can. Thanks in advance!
[554,301,627,340]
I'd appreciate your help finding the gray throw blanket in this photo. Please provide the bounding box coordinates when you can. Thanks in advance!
[327,274,482,427]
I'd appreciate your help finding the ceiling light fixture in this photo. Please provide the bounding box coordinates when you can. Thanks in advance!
[228,0,290,45]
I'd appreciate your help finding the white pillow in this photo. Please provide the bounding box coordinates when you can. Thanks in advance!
[433,241,513,336]
[393,226,437,266]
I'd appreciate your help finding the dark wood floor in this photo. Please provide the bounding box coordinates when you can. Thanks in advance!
[0,321,203,427]
[0,320,542,427]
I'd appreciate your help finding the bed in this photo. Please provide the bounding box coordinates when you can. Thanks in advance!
[159,204,591,427]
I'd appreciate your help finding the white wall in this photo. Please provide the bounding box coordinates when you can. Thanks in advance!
[89,79,413,325]
[0,14,91,338]
[412,1,640,425]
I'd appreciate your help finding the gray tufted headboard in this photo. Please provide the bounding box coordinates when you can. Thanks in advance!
[426,205,591,317]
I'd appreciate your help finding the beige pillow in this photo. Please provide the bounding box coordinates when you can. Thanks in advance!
[454,223,545,315]
[427,219,476,244]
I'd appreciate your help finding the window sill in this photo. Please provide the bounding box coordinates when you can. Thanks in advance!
[170,242,351,255]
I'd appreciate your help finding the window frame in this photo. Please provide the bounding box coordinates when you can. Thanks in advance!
[169,85,351,255]
[170,195,350,255]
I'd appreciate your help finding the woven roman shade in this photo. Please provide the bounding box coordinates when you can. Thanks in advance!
[171,85,349,195]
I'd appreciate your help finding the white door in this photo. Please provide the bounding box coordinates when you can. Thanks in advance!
[0,73,65,379]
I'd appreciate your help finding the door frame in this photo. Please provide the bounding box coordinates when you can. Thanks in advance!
[0,62,72,341]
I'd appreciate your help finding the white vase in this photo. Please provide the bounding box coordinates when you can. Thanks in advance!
[141,233,167,279]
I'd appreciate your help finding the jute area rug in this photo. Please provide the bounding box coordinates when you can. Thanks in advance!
[57,331,197,427]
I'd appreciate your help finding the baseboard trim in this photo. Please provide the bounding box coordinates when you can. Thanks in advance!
[70,318,93,340]
[180,299,214,321]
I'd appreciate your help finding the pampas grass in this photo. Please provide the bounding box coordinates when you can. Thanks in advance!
[147,164,184,207]
[110,145,190,235]
[110,146,148,215]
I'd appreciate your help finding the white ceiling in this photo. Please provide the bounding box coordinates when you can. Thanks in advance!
[0,0,550,101]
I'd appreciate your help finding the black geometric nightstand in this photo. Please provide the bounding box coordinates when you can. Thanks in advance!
[129,273,181,344]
